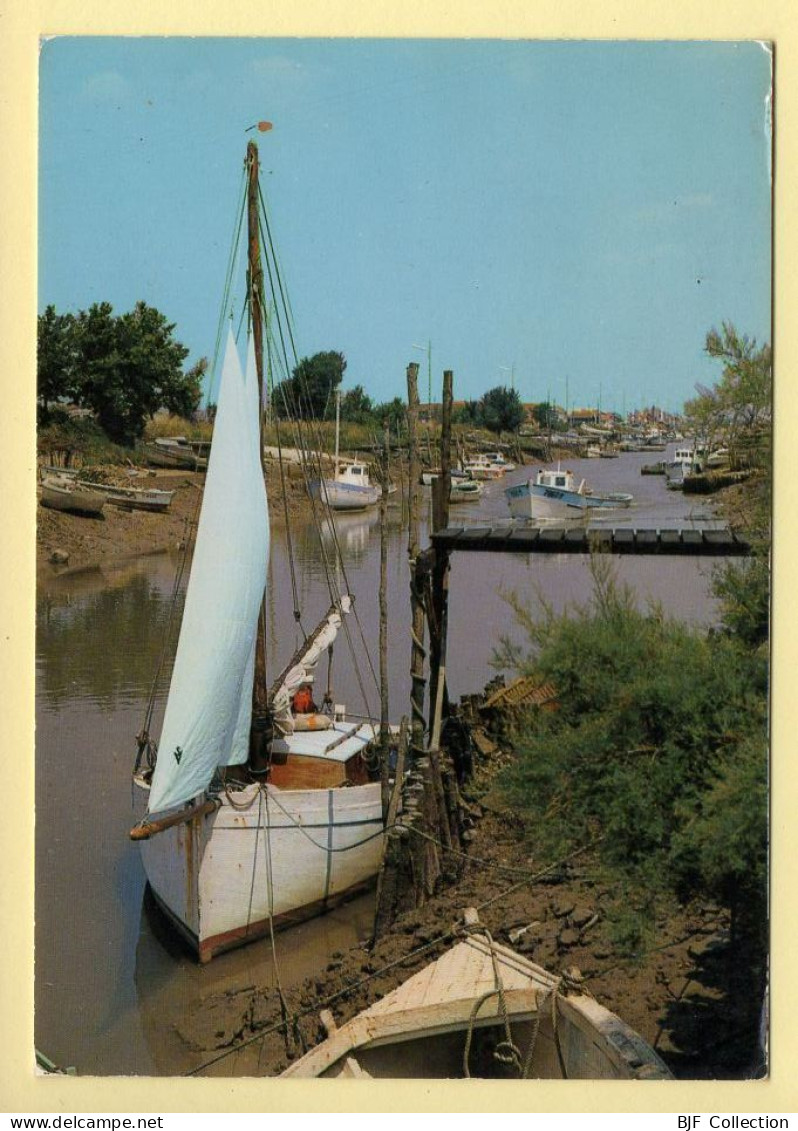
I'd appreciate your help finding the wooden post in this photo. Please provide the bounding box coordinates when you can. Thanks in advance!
[406,362,426,761]
[372,718,409,941]
[431,370,453,536]
[429,370,453,732]
[379,417,391,820]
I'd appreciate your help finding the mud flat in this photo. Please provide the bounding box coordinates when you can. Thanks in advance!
[36,464,312,576]
[174,718,759,1081]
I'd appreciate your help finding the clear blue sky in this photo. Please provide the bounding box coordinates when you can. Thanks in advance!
[39,38,772,414]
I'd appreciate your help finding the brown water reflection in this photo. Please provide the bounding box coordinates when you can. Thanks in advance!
[35,451,730,1074]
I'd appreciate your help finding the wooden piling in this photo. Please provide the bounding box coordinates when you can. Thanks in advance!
[406,363,426,760]
[378,417,391,820]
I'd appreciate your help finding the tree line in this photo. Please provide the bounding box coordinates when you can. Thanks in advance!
[38,302,206,445]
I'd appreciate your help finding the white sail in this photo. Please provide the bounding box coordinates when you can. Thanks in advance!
[147,331,269,814]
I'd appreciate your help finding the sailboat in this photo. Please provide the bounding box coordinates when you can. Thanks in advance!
[310,391,380,511]
[129,143,388,963]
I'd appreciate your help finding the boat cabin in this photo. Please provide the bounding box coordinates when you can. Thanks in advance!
[336,461,372,487]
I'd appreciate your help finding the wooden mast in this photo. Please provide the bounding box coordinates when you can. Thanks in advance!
[247,139,273,773]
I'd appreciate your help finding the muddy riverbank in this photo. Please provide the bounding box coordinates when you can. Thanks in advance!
[176,709,761,1081]
[36,463,313,576]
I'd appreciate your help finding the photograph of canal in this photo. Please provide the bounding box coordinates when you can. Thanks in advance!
[34,37,771,1084]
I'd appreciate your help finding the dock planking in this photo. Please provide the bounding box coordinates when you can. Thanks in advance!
[431,524,750,556]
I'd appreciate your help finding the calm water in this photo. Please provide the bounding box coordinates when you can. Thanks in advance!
[35,448,730,1075]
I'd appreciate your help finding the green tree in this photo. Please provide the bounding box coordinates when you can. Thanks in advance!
[74,301,198,444]
[685,323,772,469]
[452,400,480,426]
[531,401,561,431]
[273,350,346,420]
[37,305,79,423]
[495,559,768,955]
[339,384,374,423]
[373,396,407,432]
[478,385,525,433]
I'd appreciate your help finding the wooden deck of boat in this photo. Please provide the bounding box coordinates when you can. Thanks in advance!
[282,929,673,1080]
[431,524,751,556]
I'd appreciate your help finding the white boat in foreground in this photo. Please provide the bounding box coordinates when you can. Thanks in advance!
[283,909,671,1080]
[40,479,106,516]
[504,467,633,520]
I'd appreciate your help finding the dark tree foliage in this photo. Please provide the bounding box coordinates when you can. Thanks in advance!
[273,350,346,420]
[373,396,407,432]
[478,385,525,433]
[531,401,561,431]
[37,305,79,422]
[339,384,374,424]
[452,400,481,426]
[37,301,202,444]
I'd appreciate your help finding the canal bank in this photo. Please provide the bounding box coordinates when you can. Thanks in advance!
[173,694,758,1080]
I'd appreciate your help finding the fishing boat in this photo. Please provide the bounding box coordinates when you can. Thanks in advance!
[504,467,633,520]
[130,142,390,963]
[420,468,468,487]
[664,446,702,490]
[39,479,106,516]
[448,478,483,504]
[483,451,516,472]
[140,436,209,470]
[282,909,671,1080]
[585,444,601,459]
[90,482,175,512]
[311,392,380,511]
[463,455,506,481]
[312,460,381,511]
[41,468,176,513]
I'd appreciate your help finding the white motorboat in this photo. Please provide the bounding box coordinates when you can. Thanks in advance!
[505,466,633,519]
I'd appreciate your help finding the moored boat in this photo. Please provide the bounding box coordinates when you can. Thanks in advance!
[504,467,633,519]
[130,141,392,963]
[449,478,483,503]
[483,451,516,472]
[282,909,672,1080]
[463,455,506,481]
[311,392,381,510]
[311,461,381,511]
[141,436,208,470]
[40,479,106,516]
[42,469,176,512]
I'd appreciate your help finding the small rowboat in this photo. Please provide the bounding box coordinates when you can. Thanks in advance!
[85,482,175,513]
[40,480,105,516]
[41,472,175,513]
[282,909,672,1080]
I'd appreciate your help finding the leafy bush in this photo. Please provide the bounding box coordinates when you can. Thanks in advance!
[496,557,768,953]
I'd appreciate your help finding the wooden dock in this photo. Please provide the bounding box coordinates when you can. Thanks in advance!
[431,524,750,556]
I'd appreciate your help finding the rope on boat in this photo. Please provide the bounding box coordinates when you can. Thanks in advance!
[460,921,522,1078]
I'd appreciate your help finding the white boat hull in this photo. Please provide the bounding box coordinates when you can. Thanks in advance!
[505,480,633,519]
[311,479,380,511]
[138,778,384,962]
[40,482,106,516]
